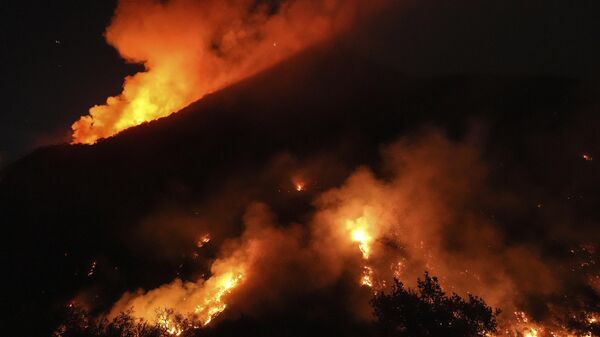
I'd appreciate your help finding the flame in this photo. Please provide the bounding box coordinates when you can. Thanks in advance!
[292,175,307,192]
[196,234,211,248]
[346,217,374,259]
[360,266,374,287]
[94,132,598,335]
[345,216,378,287]
[71,0,367,144]
[157,315,183,336]
[194,271,244,326]
[582,154,593,161]
[108,252,246,329]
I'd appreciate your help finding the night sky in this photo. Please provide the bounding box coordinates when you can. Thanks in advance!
[2,0,600,164]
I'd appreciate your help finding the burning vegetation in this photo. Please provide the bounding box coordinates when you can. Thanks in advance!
[4,1,599,337]
[70,0,378,144]
[53,131,600,337]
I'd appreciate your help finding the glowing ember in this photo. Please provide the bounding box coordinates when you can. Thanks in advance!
[87,261,97,277]
[196,234,211,248]
[108,256,246,330]
[582,154,593,161]
[344,216,379,287]
[82,133,598,336]
[292,175,307,192]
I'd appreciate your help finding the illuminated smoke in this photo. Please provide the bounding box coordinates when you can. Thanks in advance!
[109,232,249,327]
[71,0,378,144]
[108,203,313,328]
[102,131,598,336]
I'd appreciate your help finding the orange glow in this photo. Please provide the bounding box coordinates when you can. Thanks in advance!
[291,175,307,192]
[346,217,375,259]
[109,254,246,328]
[360,266,374,287]
[523,327,539,337]
[196,233,211,248]
[343,215,379,287]
[71,0,366,144]
[194,270,244,325]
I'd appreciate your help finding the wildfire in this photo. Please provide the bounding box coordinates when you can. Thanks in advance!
[360,266,374,287]
[346,217,374,259]
[70,0,363,144]
[194,271,244,326]
[344,216,378,288]
[157,315,183,336]
[108,254,246,330]
[196,234,211,248]
[501,311,591,337]
[291,175,307,192]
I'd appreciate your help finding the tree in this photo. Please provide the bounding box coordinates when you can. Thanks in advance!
[371,272,500,337]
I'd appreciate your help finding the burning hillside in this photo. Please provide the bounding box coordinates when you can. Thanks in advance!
[55,131,596,337]
[70,0,384,144]
[2,1,600,337]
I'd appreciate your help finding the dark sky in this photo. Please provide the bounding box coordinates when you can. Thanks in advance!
[1,0,599,165]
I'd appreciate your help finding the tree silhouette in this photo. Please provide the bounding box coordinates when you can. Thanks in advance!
[371,272,499,337]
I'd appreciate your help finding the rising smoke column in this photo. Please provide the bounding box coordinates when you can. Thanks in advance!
[71,0,375,144]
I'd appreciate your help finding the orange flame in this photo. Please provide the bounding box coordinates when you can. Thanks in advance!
[71,0,366,144]
[109,253,246,328]
[194,270,244,325]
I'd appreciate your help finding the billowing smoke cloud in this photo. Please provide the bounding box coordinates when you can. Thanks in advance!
[71,0,384,144]
[102,129,598,336]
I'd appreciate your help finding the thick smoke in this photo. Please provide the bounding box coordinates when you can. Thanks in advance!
[71,0,384,144]
[104,129,597,335]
